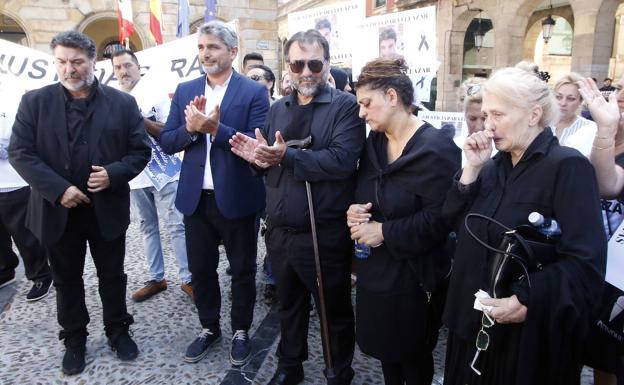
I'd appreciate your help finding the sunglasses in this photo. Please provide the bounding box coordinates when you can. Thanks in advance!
[288,59,324,74]
[249,74,264,82]
[470,312,495,376]
[467,84,482,97]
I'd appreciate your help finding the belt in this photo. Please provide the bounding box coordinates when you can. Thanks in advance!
[202,189,214,195]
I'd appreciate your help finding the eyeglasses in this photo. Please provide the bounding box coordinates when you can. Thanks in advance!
[469,312,495,376]
[249,74,264,82]
[287,59,324,74]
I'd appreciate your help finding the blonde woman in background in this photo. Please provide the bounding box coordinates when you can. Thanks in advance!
[552,73,597,156]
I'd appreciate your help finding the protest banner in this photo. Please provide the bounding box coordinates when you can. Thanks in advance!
[607,219,624,292]
[287,1,363,68]
[418,111,466,138]
[352,6,439,103]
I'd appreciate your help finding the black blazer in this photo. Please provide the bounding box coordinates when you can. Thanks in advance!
[9,82,151,245]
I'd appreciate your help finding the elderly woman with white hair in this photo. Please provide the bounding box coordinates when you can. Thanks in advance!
[442,67,606,385]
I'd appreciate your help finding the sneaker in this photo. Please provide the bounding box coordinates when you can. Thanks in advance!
[26,277,52,302]
[108,330,139,361]
[62,345,86,375]
[181,283,193,300]
[263,284,277,305]
[230,329,251,366]
[0,271,16,289]
[131,279,167,302]
[185,328,221,363]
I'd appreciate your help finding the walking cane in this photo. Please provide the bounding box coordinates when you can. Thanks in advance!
[285,136,336,380]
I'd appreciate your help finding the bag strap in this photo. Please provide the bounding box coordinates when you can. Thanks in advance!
[464,213,532,289]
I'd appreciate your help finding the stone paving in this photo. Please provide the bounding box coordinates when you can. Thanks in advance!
[0,219,594,384]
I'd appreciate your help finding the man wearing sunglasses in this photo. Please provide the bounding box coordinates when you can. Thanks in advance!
[159,20,269,367]
[230,29,366,385]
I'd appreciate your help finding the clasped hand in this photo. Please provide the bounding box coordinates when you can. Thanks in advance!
[229,129,287,168]
[347,203,383,246]
[185,96,220,135]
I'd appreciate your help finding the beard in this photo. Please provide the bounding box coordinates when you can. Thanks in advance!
[293,71,328,97]
[202,61,229,75]
[61,68,95,93]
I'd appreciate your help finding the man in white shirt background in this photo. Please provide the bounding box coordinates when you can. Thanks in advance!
[111,49,191,303]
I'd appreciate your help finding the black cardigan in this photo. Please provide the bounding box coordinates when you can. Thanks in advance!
[354,123,460,360]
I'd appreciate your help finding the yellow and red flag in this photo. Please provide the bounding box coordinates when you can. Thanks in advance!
[117,0,134,44]
[150,0,164,45]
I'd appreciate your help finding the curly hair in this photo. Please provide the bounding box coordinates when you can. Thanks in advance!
[356,57,413,108]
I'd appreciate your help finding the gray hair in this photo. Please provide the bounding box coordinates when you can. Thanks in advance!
[197,21,238,51]
[284,30,330,62]
[484,67,559,129]
[50,31,96,60]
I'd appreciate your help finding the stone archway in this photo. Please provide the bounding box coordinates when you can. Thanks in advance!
[0,10,30,47]
[76,12,147,59]
[523,14,573,82]
[462,12,495,79]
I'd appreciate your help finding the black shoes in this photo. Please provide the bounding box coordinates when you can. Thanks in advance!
[26,277,52,302]
[0,271,16,289]
[108,330,139,361]
[185,328,222,363]
[230,329,251,366]
[263,284,277,305]
[62,345,86,375]
[267,366,304,385]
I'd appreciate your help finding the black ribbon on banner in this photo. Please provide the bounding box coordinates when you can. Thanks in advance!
[419,35,429,51]
[415,76,425,88]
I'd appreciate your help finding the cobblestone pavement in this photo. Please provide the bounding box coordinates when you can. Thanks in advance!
[0,220,593,384]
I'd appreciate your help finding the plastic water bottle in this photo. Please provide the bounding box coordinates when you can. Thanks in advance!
[354,241,370,259]
[528,212,561,238]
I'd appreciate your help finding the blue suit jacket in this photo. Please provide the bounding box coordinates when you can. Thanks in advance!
[159,71,268,218]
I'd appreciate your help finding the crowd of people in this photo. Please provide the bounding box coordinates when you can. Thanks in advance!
[1,18,623,385]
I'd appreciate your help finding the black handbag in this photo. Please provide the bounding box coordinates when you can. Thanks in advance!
[464,213,558,298]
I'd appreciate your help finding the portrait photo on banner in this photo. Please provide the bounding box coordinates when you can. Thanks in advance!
[287,1,363,68]
[352,6,439,103]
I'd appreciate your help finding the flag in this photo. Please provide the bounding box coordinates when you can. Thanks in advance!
[204,0,217,22]
[150,0,164,44]
[177,0,190,37]
[117,0,134,44]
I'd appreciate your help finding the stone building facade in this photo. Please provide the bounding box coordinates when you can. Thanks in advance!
[2,0,623,110]
[276,0,624,110]
[0,0,279,71]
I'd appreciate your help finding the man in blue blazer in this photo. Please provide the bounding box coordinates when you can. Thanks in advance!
[159,21,268,366]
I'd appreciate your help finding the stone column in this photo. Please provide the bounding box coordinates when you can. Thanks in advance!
[570,0,616,80]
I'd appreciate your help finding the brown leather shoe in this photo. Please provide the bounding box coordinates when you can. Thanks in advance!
[181,282,194,300]
[131,280,167,302]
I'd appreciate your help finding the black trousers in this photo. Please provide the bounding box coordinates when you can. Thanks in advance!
[380,357,433,385]
[0,187,50,281]
[184,192,257,331]
[47,206,132,346]
[267,220,355,382]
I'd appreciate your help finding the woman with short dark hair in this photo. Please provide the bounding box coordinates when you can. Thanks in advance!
[347,58,460,384]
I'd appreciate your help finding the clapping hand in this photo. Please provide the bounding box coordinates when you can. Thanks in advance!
[185,97,220,135]
[230,128,270,168]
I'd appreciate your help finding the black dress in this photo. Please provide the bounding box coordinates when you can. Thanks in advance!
[442,129,607,385]
[354,123,460,362]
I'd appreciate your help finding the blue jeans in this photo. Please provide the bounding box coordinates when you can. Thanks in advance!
[130,181,191,284]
